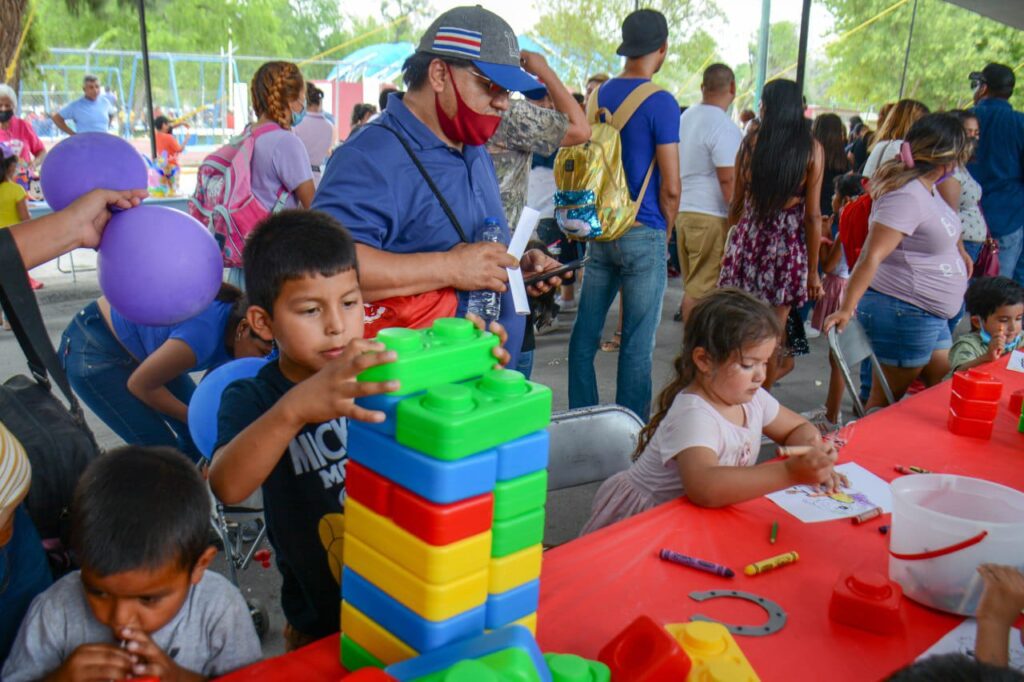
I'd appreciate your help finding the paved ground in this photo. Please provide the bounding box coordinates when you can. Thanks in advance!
[1,257,848,656]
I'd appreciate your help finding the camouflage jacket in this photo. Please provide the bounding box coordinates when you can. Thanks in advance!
[486,99,568,230]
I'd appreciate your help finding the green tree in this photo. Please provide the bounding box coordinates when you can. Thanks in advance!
[820,0,1023,111]
[531,0,722,103]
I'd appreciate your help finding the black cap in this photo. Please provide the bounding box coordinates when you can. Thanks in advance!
[969,63,1015,94]
[616,9,668,58]
[153,115,171,131]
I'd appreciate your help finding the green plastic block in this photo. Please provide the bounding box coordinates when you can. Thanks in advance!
[544,653,612,682]
[494,470,548,522]
[492,507,546,558]
[396,370,552,460]
[1019,412,1024,433]
[341,633,385,671]
[413,647,542,682]
[358,318,499,396]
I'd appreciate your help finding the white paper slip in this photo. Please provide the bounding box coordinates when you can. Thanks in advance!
[917,619,1024,671]
[765,462,893,523]
[506,207,539,315]
[1007,349,1024,374]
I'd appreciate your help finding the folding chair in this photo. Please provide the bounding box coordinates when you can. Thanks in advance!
[827,320,896,418]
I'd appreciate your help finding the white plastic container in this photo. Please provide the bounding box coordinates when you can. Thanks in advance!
[889,474,1024,616]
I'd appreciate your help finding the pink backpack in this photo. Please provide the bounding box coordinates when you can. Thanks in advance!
[188,122,289,268]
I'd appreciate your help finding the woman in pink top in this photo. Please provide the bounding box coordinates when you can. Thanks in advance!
[582,289,842,535]
[0,84,46,196]
[293,83,337,188]
[825,114,972,409]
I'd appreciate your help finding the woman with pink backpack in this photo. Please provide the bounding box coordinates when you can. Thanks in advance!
[191,61,314,288]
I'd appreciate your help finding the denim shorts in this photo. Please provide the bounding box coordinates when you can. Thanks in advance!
[856,289,952,368]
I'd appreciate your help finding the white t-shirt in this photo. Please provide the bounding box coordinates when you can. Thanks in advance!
[626,389,780,505]
[678,104,743,217]
[862,139,902,180]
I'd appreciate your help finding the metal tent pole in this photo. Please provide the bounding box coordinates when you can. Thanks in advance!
[898,0,920,99]
[137,0,157,158]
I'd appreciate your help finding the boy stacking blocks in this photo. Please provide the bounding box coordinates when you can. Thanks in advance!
[341,319,552,670]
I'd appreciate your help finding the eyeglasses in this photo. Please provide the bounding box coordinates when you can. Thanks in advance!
[970,77,986,89]
[466,69,509,98]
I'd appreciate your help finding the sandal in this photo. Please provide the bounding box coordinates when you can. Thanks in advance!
[600,331,621,352]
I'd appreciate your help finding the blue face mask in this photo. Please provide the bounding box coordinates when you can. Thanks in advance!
[291,105,306,127]
[980,327,1022,352]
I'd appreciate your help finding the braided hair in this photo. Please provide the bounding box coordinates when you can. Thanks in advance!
[251,61,305,130]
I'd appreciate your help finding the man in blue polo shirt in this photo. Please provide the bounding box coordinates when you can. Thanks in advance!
[51,75,116,135]
[968,63,1024,284]
[313,6,560,366]
[567,9,681,421]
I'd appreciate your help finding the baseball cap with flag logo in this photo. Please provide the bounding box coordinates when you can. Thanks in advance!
[417,5,547,99]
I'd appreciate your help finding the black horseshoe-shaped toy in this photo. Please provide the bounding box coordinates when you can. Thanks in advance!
[688,589,787,637]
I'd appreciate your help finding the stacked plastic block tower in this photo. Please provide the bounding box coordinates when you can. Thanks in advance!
[340,318,553,671]
[947,369,1003,439]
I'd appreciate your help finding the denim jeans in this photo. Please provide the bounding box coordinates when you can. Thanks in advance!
[962,240,984,262]
[60,302,201,460]
[515,349,534,380]
[568,226,667,420]
[996,227,1024,285]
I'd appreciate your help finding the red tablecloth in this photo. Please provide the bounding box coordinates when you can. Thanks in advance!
[219,358,1024,681]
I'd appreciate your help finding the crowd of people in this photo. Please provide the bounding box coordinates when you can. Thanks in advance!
[1,4,1023,680]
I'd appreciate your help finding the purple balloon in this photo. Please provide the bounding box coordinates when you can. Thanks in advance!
[98,205,224,326]
[40,133,148,211]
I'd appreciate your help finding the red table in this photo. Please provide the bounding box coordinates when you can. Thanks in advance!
[219,359,1024,681]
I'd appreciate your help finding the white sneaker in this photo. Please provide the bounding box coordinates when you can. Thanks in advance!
[804,321,821,339]
[556,297,578,313]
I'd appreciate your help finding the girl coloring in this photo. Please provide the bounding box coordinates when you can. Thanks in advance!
[581,288,845,534]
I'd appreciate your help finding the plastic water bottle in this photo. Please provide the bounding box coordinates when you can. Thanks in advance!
[466,217,505,324]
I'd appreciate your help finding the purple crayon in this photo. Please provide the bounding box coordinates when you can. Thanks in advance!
[659,549,735,578]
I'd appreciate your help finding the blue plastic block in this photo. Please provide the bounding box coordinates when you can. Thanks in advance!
[485,579,540,630]
[385,625,552,682]
[355,392,421,437]
[342,567,485,652]
[495,431,549,482]
[348,422,498,504]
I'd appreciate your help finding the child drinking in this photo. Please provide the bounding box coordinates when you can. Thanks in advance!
[581,288,844,534]
[947,276,1024,376]
[811,173,865,430]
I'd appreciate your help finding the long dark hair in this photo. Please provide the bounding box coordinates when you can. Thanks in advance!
[812,113,849,174]
[632,289,782,460]
[743,79,812,224]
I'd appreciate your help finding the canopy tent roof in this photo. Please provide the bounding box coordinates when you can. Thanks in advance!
[943,0,1024,30]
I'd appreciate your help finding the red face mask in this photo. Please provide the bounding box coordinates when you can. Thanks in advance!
[435,64,503,146]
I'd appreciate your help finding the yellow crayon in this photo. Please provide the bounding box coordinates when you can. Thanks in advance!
[744,551,799,576]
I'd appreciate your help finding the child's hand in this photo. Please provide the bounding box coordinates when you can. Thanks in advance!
[279,339,399,426]
[984,330,1007,363]
[783,446,837,487]
[120,626,203,682]
[977,564,1024,629]
[49,643,133,681]
[465,313,511,368]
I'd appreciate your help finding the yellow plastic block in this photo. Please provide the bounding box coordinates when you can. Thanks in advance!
[665,621,760,682]
[488,544,543,594]
[346,498,492,584]
[485,612,537,636]
[343,533,488,621]
[341,601,417,666]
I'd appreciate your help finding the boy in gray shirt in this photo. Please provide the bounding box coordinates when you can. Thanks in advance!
[3,446,261,681]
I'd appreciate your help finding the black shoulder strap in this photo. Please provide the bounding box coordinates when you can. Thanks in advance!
[374,123,470,243]
[0,228,89,424]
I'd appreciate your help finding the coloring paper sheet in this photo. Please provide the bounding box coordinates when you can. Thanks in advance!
[917,619,1024,671]
[765,462,892,523]
[1008,349,1024,374]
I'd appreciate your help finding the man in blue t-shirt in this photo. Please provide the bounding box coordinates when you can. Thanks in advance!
[968,63,1024,284]
[568,9,680,421]
[313,6,562,367]
[52,75,116,135]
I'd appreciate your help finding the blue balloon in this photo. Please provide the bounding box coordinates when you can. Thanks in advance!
[188,357,269,460]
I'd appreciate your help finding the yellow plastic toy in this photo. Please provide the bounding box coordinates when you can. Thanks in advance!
[488,544,543,594]
[343,534,488,621]
[346,499,492,584]
[341,601,416,665]
[664,621,760,682]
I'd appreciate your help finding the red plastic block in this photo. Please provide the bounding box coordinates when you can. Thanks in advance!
[951,369,1003,402]
[597,615,692,681]
[1009,389,1024,417]
[949,390,1000,421]
[948,409,995,440]
[346,461,493,546]
[829,570,903,635]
